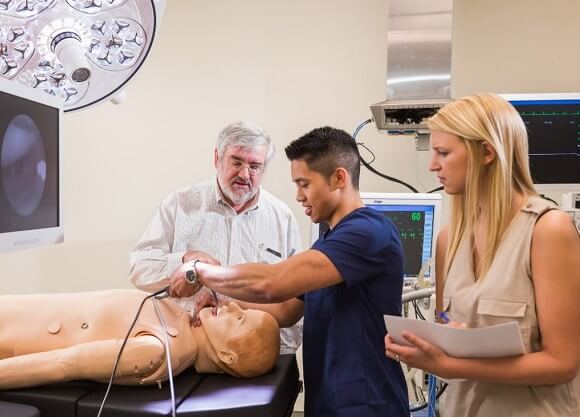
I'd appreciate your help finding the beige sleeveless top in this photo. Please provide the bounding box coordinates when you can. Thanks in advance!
[440,197,580,417]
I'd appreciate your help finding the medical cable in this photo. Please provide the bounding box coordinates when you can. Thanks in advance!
[427,373,437,417]
[408,373,448,413]
[358,142,376,164]
[411,300,426,320]
[95,286,170,417]
[209,287,219,312]
[540,195,558,206]
[427,185,444,193]
[352,119,420,193]
[152,298,177,417]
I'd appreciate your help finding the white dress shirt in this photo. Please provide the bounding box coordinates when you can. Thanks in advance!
[129,179,303,353]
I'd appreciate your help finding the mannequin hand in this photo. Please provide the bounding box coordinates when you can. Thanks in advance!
[182,250,221,265]
[384,332,453,378]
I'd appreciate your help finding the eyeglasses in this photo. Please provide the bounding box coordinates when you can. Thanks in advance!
[226,158,264,176]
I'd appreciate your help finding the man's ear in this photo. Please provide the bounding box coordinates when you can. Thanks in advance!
[331,167,348,190]
[217,349,238,365]
[214,148,219,168]
[481,142,496,165]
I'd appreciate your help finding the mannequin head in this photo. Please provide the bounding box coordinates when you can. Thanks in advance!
[199,302,280,377]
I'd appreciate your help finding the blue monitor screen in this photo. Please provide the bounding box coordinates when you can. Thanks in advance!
[366,204,435,278]
[316,201,438,279]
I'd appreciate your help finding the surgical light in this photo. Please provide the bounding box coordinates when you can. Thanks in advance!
[0,0,164,112]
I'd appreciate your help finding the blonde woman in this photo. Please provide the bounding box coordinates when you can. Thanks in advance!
[385,93,580,417]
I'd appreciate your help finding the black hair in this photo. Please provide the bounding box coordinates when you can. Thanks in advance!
[284,126,360,189]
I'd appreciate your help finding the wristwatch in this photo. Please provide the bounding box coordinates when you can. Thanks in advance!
[185,260,200,285]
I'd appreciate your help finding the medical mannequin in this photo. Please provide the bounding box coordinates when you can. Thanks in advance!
[0,289,280,390]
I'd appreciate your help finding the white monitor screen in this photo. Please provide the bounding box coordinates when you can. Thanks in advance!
[310,193,442,282]
[501,92,580,188]
[0,79,63,252]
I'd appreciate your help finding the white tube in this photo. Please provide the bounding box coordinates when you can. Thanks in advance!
[54,37,91,83]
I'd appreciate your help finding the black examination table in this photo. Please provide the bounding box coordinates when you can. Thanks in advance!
[0,354,301,417]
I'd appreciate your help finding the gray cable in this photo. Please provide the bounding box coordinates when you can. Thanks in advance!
[152,298,177,417]
[95,287,170,417]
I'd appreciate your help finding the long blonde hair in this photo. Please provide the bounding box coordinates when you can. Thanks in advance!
[428,93,537,279]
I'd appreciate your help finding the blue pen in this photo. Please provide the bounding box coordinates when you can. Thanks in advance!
[438,311,451,323]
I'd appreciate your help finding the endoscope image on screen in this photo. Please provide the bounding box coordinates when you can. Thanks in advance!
[0,91,59,233]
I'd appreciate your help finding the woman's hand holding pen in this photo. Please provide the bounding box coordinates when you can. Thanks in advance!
[438,311,467,329]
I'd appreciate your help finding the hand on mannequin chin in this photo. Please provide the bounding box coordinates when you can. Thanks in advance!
[191,291,219,327]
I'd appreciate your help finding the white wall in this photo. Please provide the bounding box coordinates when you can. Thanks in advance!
[2,0,580,291]
[2,0,392,293]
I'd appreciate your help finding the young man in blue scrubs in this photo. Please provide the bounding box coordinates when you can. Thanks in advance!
[169,126,409,417]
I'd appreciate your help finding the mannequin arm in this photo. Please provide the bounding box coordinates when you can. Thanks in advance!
[0,335,165,389]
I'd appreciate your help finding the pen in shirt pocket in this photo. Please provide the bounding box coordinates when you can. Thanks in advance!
[265,247,282,258]
[262,245,296,261]
[267,247,297,258]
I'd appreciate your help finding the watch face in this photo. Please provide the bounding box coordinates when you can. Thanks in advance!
[186,269,195,283]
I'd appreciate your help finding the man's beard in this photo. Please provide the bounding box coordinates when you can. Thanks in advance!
[220,177,258,206]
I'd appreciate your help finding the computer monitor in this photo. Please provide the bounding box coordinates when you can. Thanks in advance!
[0,78,63,252]
[501,93,580,190]
[310,193,442,283]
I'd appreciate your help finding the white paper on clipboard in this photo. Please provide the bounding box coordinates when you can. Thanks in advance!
[384,315,525,358]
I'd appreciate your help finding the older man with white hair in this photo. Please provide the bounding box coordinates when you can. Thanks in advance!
[129,122,302,354]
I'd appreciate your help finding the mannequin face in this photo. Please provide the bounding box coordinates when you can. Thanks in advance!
[199,302,266,349]
[198,301,280,377]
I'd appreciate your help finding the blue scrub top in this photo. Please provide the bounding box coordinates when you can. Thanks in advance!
[300,207,409,417]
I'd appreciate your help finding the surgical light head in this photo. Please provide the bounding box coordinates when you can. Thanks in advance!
[0,0,165,111]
